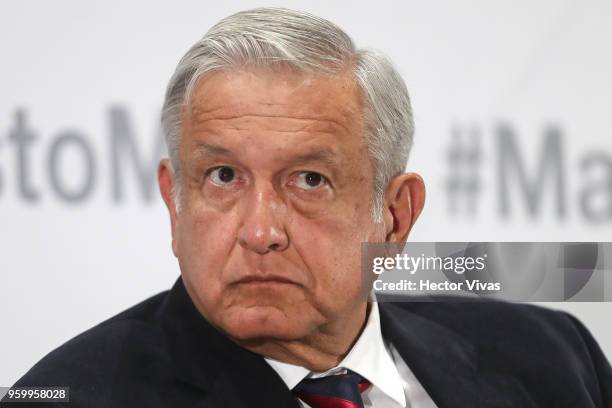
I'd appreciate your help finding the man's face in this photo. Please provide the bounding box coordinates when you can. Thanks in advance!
[168,67,384,342]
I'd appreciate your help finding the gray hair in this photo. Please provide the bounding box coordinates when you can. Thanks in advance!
[161,7,413,222]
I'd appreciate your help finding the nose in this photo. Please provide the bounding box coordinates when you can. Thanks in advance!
[237,183,289,254]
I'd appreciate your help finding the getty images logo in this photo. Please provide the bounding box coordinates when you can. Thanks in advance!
[0,107,165,203]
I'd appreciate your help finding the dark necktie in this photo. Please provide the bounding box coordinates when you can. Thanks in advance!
[293,369,371,408]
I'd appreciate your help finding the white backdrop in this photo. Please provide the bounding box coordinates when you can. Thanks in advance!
[1,0,611,386]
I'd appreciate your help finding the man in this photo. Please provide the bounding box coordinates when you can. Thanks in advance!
[5,7,611,408]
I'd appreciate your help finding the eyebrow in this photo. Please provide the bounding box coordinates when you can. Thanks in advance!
[190,143,340,167]
[290,149,340,167]
[191,143,235,160]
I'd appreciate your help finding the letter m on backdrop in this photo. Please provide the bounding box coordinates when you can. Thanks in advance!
[497,124,566,218]
[110,106,166,203]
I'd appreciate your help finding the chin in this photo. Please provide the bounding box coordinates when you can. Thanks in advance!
[219,306,317,341]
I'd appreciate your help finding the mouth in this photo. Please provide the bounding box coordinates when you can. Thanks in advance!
[235,275,299,286]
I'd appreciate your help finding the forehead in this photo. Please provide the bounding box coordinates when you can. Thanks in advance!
[183,67,364,141]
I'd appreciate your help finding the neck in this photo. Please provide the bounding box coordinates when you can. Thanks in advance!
[237,302,369,372]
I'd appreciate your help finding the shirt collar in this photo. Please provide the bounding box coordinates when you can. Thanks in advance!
[265,299,407,407]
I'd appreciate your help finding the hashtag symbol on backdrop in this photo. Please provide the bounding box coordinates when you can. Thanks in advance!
[445,125,482,216]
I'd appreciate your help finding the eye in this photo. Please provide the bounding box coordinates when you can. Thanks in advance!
[295,171,328,190]
[209,166,236,186]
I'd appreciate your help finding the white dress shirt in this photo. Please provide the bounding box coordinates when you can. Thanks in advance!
[264,300,438,408]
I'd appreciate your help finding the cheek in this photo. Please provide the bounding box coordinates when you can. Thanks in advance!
[175,207,238,303]
[291,215,370,306]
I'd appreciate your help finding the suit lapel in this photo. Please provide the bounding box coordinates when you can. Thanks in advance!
[379,302,532,408]
[197,353,301,408]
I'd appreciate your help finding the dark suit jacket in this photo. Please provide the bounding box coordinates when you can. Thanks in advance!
[4,277,611,407]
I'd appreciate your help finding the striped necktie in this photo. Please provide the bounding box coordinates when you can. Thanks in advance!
[293,369,371,408]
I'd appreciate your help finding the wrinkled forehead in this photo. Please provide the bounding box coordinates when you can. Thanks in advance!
[182,67,365,139]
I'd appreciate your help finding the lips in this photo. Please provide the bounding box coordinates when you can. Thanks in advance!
[235,275,298,285]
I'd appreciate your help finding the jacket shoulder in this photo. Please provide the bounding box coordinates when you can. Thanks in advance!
[12,290,171,404]
[382,299,612,405]
[382,299,592,356]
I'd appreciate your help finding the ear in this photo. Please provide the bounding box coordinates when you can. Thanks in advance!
[383,173,426,242]
[158,159,179,257]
